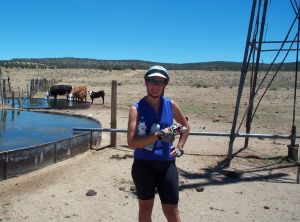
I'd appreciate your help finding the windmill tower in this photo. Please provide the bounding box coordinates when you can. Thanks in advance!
[225,0,299,167]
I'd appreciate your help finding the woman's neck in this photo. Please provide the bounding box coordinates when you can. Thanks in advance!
[145,95,161,112]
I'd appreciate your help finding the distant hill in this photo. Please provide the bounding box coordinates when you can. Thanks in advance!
[0,58,296,71]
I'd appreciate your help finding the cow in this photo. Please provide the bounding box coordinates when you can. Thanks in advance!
[69,85,87,102]
[47,85,72,100]
[88,90,105,104]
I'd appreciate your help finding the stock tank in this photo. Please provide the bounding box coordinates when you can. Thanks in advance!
[0,109,100,151]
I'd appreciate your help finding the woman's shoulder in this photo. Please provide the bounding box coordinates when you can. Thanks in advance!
[164,97,179,110]
[162,96,175,105]
[132,97,146,108]
[162,96,172,102]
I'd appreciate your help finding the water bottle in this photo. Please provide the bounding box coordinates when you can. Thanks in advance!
[138,117,147,136]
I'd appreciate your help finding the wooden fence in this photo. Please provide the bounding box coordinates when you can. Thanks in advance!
[0,74,58,106]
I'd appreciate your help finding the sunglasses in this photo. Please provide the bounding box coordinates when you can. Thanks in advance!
[146,78,166,86]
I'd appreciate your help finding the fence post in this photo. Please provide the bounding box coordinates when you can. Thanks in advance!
[3,152,8,180]
[54,142,57,163]
[18,92,22,108]
[110,80,117,147]
[2,79,6,104]
[12,91,15,107]
[7,77,11,92]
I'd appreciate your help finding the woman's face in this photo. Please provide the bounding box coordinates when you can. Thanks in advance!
[145,77,166,97]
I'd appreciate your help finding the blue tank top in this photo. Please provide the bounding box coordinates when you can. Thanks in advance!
[133,96,174,161]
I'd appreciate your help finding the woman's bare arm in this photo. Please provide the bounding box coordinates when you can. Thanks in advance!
[172,100,190,149]
[127,106,159,149]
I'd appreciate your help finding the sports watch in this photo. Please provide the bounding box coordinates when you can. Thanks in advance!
[175,147,184,157]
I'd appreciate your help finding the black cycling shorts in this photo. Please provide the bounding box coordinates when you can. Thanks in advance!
[131,158,179,205]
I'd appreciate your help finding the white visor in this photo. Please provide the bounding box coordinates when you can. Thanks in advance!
[147,73,167,79]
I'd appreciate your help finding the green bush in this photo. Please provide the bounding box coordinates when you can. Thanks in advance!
[192,83,208,88]
[270,86,278,91]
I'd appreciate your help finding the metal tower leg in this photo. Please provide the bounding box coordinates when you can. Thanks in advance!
[244,0,269,148]
[225,0,258,167]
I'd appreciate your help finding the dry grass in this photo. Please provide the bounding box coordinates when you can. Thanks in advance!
[1,68,300,222]
[2,67,299,134]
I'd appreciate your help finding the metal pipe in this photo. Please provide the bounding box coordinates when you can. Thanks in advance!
[253,40,299,43]
[290,0,298,15]
[245,0,269,149]
[73,128,297,139]
[261,48,300,52]
[252,33,297,120]
[227,0,258,167]
[288,4,300,160]
[74,128,128,133]
[293,7,299,134]
[254,8,300,96]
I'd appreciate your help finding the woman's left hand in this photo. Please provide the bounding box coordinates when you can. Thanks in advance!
[171,146,184,158]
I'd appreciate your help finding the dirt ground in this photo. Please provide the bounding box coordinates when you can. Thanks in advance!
[0,68,299,221]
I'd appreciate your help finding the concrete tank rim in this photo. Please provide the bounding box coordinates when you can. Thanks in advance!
[0,132,91,154]
[0,107,102,154]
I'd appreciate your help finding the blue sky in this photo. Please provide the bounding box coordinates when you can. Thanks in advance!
[0,0,296,63]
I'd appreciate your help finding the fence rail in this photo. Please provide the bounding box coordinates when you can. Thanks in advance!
[73,127,299,139]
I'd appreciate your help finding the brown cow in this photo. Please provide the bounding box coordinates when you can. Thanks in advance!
[69,85,87,102]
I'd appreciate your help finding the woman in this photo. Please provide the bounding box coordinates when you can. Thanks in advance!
[127,65,190,222]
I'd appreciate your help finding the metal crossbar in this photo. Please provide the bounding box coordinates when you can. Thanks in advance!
[73,126,300,183]
[73,128,298,139]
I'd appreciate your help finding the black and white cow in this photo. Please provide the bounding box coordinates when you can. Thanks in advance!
[46,85,72,100]
[88,90,105,104]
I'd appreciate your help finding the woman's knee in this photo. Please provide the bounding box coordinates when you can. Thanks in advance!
[139,199,154,211]
[138,199,154,221]
[162,204,180,221]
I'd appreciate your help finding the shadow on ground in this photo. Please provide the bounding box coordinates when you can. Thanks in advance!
[178,146,299,191]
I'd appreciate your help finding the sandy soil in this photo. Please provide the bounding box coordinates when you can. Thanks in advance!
[0,68,299,221]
